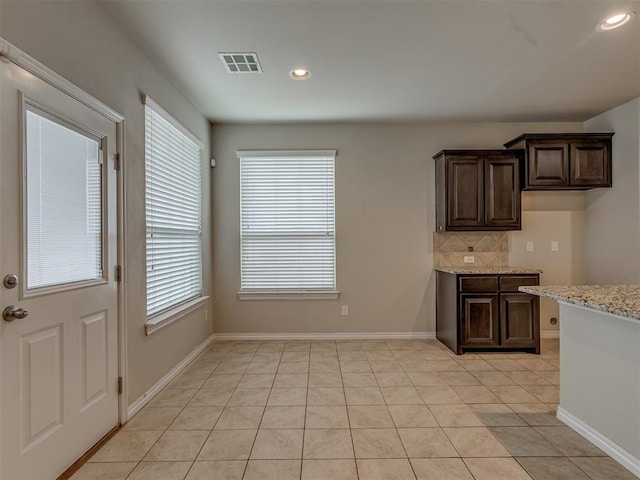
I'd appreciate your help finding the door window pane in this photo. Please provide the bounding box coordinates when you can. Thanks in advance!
[25,107,103,289]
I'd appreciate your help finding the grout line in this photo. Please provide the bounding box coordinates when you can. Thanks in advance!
[341,345,361,480]
[240,342,287,479]
[299,344,314,480]
[381,341,420,480]
[189,342,256,478]
[180,342,236,480]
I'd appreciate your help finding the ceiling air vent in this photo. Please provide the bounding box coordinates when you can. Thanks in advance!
[218,52,262,74]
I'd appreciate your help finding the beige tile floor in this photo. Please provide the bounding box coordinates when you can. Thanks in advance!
[72,339,638,480]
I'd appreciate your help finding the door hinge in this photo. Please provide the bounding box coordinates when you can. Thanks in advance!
[117,377,123,395]
[113,153,121,171]
[98,139,106,165]
[114,265,122,282]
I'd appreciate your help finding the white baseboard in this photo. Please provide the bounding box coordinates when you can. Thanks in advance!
[127,333,215,420]
[557,407,640,478]
[540,330,560,339]
[213,332,436,341]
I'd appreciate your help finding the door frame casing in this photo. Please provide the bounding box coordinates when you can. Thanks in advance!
[0,36,129,453]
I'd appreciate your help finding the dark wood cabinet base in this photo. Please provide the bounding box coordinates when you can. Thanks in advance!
[436,270,540,355]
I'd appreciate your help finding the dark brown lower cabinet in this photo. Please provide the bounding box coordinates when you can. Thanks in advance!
[436,271,540,354]
[500,293,539,348]
[460,294,499,347]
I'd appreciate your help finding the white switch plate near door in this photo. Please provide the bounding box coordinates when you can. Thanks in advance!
[551,241,559,252]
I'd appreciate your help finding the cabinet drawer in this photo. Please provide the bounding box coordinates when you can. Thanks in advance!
[499,276,539,292]
[459,276,498,293]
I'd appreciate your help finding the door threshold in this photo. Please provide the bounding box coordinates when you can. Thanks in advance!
[56,425,121,480]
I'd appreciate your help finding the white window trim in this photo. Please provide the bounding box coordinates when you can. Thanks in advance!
[237,149,337,298]
[236,149,336,160]
[145,295,210,335]
[237,290,340,300]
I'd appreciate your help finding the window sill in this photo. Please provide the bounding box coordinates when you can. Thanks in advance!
[145,296,210,336]
[237,290,340,300]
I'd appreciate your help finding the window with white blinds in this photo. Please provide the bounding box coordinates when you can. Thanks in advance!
[144,96,203,317]
[238,150,336,293]
[25,106,103,290]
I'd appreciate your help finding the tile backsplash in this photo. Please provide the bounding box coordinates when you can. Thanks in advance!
[433,232,508,267]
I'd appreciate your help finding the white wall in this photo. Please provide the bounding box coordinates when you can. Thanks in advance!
[0,0,213,403]
[212,121,582,335]
[583,98,640,284]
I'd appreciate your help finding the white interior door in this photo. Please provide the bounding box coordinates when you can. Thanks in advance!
[0,58,120,480]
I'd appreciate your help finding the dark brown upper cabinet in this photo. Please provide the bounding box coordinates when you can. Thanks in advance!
[504,133,613,190]
[434,150,522,232]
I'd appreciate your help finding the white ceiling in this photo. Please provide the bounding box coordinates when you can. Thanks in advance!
[99,0,640,123]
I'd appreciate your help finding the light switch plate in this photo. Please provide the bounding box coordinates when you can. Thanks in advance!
[526,241,534,252]
[551,241,559,252]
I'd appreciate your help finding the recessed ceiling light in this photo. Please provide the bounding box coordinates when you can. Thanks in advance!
[597,12,635,31]
[289,68,311,80]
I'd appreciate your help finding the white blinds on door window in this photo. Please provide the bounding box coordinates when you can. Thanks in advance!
[238,150,336,291]
[144,96,203,317]
[25,107,103,290]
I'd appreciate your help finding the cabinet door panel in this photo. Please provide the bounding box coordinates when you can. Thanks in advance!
[528,143,569,187]
[447,158,483,228]
[500,293,539,348]
[571,142,611,187]
[460,294,499,347]
[485,157,521,228]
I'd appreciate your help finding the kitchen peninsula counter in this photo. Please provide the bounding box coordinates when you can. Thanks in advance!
[519,285,640,321]
[434,266,543,275]
[521,284,640,478]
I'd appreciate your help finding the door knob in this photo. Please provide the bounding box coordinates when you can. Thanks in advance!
[3,305,28,322]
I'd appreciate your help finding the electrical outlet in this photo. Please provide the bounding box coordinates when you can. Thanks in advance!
[341,305,349,316]
[551,241,559,252]
[463,256,475,264]
[526,241,534,252]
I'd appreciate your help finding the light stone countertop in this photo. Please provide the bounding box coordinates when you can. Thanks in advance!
[519,285,640,321]
[434,266,543,275]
